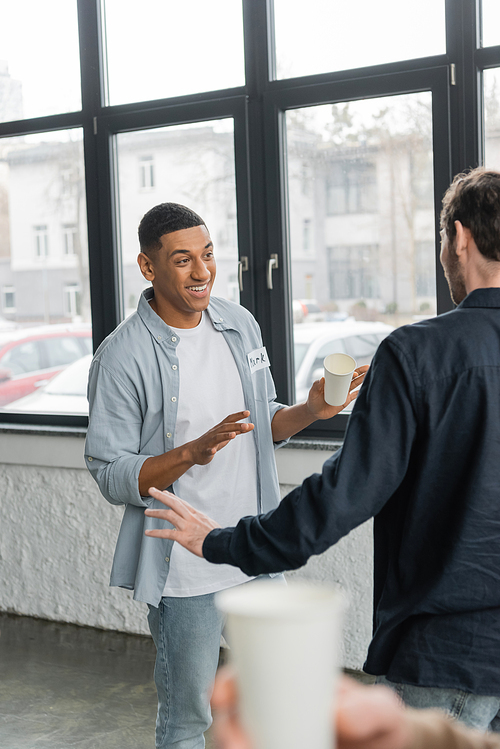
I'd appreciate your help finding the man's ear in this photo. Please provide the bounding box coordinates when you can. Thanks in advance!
[454,221,472,258]
[137,252,155,281]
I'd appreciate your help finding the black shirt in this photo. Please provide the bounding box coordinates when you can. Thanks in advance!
[204,288,500,695]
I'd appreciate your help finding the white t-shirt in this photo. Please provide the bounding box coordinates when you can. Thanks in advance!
[162,312,257,597]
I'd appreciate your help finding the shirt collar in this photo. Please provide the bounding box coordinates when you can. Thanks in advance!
[137,287,237,339]
[457,287,500,310]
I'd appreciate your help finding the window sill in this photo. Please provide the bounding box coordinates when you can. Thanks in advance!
[276,436,341,486]
[285,436,342,451]
[0,422,87,469]
[0,422,86,438]
[0,425,342,480]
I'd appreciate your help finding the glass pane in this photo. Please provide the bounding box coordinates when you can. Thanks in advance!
[273,0,446,80]
[482,0,500,48]
[0,1,81,122]
[285,93,436,406]
[484,69,500,168]
[0,130,92,415]
[115,119,239,316]
[103,0,245,106]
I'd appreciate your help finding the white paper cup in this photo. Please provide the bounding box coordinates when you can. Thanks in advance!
[323,353,356,407]
[216,581,345,749]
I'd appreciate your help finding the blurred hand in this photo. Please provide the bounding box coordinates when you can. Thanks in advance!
[211,669,412,749]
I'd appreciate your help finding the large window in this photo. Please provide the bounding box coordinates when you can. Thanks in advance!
[0,1,81,122]
[273,0,446,79]
[481,0,500,48]
[0,0,496,434]
[0,131,91,416]
[484,69,500,169]
[115,120,240,316]
[102,0,245,105]
[285,93,436,411]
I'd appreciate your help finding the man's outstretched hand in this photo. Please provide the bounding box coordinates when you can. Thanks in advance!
[144,488,220,557]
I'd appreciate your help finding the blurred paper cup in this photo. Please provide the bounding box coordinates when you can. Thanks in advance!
[216,581,345,749]
[323,353,356,407]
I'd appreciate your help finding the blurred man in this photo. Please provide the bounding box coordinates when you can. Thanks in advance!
[145,169,500,731]
[85,202,365,749]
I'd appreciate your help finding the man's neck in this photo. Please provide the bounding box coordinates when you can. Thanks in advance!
[465,268,500,296]
[149,297,203,328]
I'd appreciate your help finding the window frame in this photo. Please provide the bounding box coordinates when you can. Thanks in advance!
[2,286,16,313]
[0,0,497,435]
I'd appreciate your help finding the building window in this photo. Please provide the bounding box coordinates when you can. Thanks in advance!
[411,151,434,210]
[415,241,436,297]
[63,225,77,255]
[139,156,155,189]
[329,245,379,300]
[302,219,311,252]
[64,284,81,319]
[326,160,377,215]
[34,225,49,258]
[2,286,15,313]
[301,163,312,196]
[60,169,74,196]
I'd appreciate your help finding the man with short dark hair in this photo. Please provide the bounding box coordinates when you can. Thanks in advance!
[85,202,364,749]
[145,169,500,731]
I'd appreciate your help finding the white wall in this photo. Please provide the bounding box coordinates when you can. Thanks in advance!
[0,430,373,670]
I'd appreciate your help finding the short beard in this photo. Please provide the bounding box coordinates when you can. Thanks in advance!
[444,245,467,305]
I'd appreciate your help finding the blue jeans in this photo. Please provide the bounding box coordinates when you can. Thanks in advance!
[147,577,284,749]
[376,676,500,732]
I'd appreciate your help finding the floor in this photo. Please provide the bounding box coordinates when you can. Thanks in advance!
[0,612,218,749]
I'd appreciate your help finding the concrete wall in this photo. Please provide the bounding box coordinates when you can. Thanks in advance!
[0,429,373,670]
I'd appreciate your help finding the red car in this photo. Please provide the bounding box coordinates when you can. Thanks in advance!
[0,324,92,407]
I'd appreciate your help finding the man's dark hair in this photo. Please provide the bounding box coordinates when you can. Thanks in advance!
[138,203,206,255]
[441,168,500,261]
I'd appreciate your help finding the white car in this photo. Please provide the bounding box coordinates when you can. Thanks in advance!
[4,354,92,415]
[294,320,394,405]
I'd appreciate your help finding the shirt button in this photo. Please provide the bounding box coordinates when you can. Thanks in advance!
[172,364,177,370]
[165,557,170,563]
[157,335,162,341]
[166,432,172,438]
[171,336,177,342]
[219,317,223,322]
[87,456,93,462]
[171,396,177,402]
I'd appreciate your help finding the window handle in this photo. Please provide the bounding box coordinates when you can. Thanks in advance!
[238,256,249,292]
[267,254,279,290]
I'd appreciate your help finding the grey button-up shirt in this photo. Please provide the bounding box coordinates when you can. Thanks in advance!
[85,288,286,606]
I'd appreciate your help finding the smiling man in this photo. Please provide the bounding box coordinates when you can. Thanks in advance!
[84,203,364,749]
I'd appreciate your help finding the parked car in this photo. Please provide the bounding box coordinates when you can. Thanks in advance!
[5,321,394,415]
[0,324,92,407]
[4,354,92,415]
[293,299,326,324]
[294,320,394,405]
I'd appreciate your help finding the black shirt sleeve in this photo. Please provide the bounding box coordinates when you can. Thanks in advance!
[203,335,420,576]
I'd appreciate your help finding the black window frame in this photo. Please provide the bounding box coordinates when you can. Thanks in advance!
[0,0,497,437]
